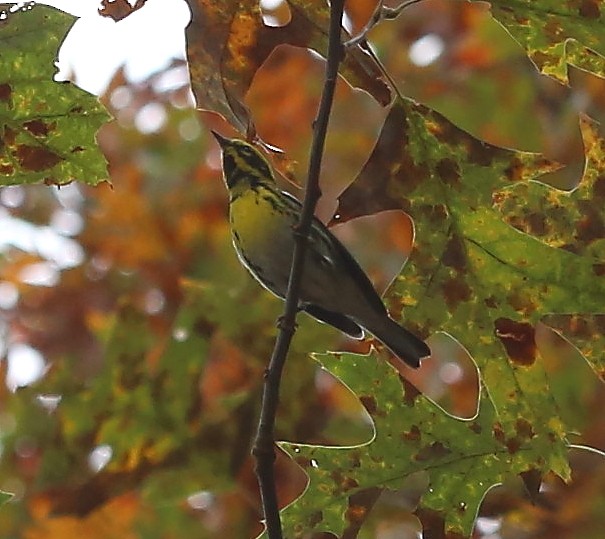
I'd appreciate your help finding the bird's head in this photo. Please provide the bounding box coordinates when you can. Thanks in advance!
[211,131,274,189]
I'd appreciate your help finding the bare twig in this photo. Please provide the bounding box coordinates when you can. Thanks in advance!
[251,1,346,538]
[345,0,425,48]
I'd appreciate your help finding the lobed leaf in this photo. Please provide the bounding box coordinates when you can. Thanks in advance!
[279,95,605,536]
[476,0,605,82]
[0,4,109,185]
[185,0,390,131]
[276,351,570,537]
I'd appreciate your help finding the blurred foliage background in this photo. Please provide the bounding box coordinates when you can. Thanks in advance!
[0,0,604,538]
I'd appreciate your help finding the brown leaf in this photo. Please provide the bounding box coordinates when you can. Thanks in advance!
[98,0,147,21]
[186,0,390,130]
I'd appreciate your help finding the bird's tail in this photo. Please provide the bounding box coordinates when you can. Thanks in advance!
[363,316,430,369]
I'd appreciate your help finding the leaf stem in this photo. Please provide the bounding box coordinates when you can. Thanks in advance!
[251,1,346,537]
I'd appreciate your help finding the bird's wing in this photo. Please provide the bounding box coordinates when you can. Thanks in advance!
[279,191,389,317]
[317,225,388,315]
[302,304,364,338]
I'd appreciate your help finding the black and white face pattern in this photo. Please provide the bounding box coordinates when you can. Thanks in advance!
[216,136,273,189]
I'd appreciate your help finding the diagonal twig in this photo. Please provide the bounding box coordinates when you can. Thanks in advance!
[345,0,425,48]
[251,1,346,538]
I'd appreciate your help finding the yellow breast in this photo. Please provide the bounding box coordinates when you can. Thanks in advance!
[229,187,297,296]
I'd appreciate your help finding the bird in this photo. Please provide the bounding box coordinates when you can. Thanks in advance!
[212,130,430,368]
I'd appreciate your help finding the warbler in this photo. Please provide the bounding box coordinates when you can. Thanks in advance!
[212,131,430,368]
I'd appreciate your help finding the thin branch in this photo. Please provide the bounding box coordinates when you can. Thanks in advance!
[344,0,425,48]
[251,1,346,538]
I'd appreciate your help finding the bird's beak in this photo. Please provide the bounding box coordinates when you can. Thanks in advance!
[210,130,229,147]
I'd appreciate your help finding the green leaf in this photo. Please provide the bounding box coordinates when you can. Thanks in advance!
[477,0,605,82]
[276,352,569,537]
[0,4,109,185]
[314,96,605,535]
[492,118,604,260]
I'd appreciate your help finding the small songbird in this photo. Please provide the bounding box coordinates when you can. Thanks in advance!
[212,131,430,368]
